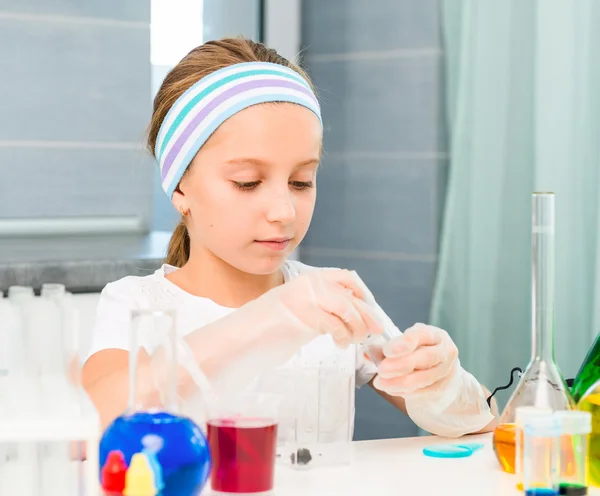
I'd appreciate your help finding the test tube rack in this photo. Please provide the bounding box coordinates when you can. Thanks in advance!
[0,288,100,495]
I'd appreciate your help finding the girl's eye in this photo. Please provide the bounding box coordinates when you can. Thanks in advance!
[233,181,261,191]
[290,181,314,190]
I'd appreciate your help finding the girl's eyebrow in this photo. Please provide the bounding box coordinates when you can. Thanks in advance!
[225,158,320,167]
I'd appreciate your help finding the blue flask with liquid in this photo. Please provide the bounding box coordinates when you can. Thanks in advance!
[99,309,211,496]
[100,411,210,496]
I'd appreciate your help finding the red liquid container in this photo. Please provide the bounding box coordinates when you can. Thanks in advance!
[207,418,278,494]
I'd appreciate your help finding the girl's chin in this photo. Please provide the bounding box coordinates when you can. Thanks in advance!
[251,256,289,275]
[242,250,292,275]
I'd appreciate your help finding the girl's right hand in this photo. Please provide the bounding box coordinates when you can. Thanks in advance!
[176,268,384,396]
[262,268,384,348]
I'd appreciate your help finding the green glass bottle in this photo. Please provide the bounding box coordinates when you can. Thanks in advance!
[571,334,600,404]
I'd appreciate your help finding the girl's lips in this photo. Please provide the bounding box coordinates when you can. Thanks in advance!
[255,239,291,251]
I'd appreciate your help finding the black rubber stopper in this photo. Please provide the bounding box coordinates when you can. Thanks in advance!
[559,483,588,496]
[296,448,312,465]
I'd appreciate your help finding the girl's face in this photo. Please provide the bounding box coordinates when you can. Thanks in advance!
[174,103,322,275]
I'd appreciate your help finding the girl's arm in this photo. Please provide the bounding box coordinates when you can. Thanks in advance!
[368,376,499,436]
[83,349,146,430]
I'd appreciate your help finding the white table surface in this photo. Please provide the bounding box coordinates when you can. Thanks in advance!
[254,433,598,496]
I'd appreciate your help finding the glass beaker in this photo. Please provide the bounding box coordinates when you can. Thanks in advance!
[282,338,355,468]
[206,393,280,495]
[493,193,574,473]
[99,309,211,496]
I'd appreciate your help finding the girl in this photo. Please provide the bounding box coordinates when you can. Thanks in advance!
[82,38,497,437]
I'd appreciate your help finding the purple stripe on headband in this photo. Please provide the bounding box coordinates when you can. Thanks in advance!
[161,78,317,180]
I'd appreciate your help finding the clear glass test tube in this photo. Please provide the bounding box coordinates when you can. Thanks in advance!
[523,415,561,496]
[515,407,553,490]
[554,411,591,496]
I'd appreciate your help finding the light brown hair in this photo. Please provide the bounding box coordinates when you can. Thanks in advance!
[147,38,316,267]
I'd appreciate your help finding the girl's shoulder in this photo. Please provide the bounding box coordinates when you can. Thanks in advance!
[99,264,186,310]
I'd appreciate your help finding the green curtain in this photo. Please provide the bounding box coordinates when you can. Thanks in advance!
[432,0,600,407]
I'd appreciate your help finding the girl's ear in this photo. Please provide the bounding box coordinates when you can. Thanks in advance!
[172,187,190,216]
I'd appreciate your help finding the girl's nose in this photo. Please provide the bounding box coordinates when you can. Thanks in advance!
[265,192,296,224]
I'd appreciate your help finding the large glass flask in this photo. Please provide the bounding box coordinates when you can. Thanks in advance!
[492,193,574,473]
[99,309,211,496]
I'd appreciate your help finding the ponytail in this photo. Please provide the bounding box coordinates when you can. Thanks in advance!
[165,221,190,267]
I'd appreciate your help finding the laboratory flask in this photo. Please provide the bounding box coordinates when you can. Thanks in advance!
[493,193,574,473]
[99,309,211,496]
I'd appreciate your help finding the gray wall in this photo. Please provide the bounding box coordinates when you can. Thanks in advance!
[300,0,447,440]
[0,2,153,225]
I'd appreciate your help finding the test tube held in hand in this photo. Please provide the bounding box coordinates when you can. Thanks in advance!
[363,317,402,365]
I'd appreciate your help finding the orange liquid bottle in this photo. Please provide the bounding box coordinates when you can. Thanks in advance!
[493,423,516,473]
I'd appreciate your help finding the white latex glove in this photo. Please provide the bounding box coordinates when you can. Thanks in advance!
[273,268,384,349]
[373,323,494,438]
[178,268,384,396]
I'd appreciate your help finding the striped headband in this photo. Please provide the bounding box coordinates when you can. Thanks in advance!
[155,61,322,198]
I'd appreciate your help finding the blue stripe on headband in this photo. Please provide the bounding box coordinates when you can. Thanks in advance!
[156,61,322,197]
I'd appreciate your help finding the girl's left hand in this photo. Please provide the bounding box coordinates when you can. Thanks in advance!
[373,323,459,397]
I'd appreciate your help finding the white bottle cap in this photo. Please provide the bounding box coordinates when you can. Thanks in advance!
[515,406,553,427]
[524,416,562,437]
[8,286,34,299]
[41,283,66,298]
[554,411,592,435]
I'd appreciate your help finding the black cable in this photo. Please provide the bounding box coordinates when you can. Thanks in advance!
[486,367,576,407]
[486,367,523,407]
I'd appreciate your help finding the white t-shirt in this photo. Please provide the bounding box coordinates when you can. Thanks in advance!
[87,259,377,387]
